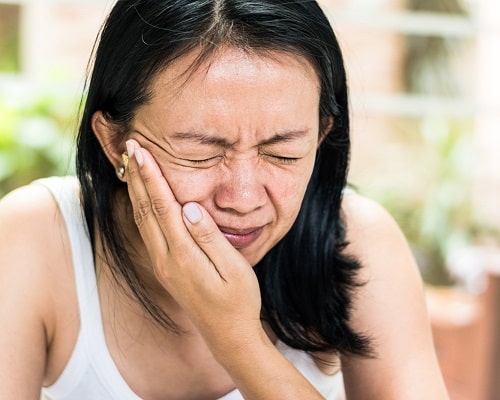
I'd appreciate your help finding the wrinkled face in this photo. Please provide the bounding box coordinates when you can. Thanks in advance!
[129,47,323,266]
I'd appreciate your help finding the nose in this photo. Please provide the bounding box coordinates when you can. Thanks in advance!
[214,158,267,214]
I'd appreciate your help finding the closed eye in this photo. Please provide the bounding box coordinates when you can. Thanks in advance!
[182,155,223,166]
[186,158,213,164]
[261,153,301,165]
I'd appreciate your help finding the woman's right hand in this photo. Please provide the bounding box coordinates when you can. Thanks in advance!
[124,139,263,352]
[124,139,323,399]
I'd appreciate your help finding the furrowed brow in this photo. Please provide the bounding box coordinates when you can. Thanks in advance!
[171,131,230,147]
[260,129,311,146]
[170,129,311,148]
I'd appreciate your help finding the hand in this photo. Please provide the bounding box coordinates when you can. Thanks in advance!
[124,139,325,399]
[124,139,263,353]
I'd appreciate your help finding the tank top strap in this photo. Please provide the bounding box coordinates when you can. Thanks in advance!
[34,177,97,329]
[36,177,142,399]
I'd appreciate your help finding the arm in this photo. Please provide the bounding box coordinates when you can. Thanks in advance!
[340,194,449,399]
[125,140,324,399]
[0,186,55,399]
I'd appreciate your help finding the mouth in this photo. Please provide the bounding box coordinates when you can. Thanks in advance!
[218,226,264,248]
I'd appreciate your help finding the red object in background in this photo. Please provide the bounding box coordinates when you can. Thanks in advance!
[427,261,500,400]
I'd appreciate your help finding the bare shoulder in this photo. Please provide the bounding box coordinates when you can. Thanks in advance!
[0,182,71,394]
[342,191,406,251]
[0,182,65,318]
[339,192,449,399]
[340,191,424,317]
[341,192,419,281]
[0,181,59,221]
[0,180,76,307]
[0,182,66,253]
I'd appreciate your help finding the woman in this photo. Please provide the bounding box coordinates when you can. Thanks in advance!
[0,1,449,399]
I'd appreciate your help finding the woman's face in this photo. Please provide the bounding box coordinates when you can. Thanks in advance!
[129,47,323,266]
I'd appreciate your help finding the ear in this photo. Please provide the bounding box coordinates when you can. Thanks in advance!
[319,116,334,146]
[92,111,128,180]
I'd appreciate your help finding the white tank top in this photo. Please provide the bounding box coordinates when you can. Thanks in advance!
[37,177,343,400]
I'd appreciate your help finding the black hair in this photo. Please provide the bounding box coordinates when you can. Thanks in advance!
[76,0,372,358]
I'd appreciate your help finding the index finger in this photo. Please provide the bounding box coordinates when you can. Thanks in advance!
[127,139,210,255]
[124,139,172,256]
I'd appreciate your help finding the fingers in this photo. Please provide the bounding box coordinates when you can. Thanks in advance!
[124,139,251,284]
[126,140,193,255]
[182,202,262,326]
[182,202,251,279]
[125,140,169,261]
[126,140,179,228]
[123,140,261,335]
[124,140,212,280]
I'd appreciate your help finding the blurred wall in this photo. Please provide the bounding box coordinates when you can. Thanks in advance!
[1,1,499,239]
[474,0,500,230]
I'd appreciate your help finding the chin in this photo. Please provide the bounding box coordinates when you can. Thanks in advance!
[241,253,263,267]
[238,244,273,267]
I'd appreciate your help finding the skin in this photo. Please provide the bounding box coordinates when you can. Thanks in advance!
[118,48,322,267]
[0,47,449,399]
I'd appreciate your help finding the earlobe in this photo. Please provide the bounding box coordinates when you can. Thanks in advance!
[92,111,128,181]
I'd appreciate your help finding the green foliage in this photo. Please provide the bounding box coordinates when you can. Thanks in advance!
[361,118,480,285]
[0,91,78,197]
[0,30,20,73]
[0,4,21,73]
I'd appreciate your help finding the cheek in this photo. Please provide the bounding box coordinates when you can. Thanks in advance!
[162,169,215,205]
[269,168,313,217]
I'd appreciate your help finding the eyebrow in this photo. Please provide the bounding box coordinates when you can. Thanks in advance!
[170,129,311,147]
[171,131,230,147]
[260,129,311,146]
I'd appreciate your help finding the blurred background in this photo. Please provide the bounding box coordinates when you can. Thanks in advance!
[0,0,499,398]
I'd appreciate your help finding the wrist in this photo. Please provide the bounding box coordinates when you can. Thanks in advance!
[208,326,324,399]
[207,322,272,368]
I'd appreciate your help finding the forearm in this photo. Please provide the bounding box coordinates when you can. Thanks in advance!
[212,330,324,400]
[125,144,323,398]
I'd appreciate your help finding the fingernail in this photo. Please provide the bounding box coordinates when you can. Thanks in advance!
[135,148,144,166]
[183,203,203,224]
[126,140,135,158]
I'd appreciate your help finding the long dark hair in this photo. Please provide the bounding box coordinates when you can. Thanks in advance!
[76,0,372,358]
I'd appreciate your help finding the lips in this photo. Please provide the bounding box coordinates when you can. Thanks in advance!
[218,226,264,248]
